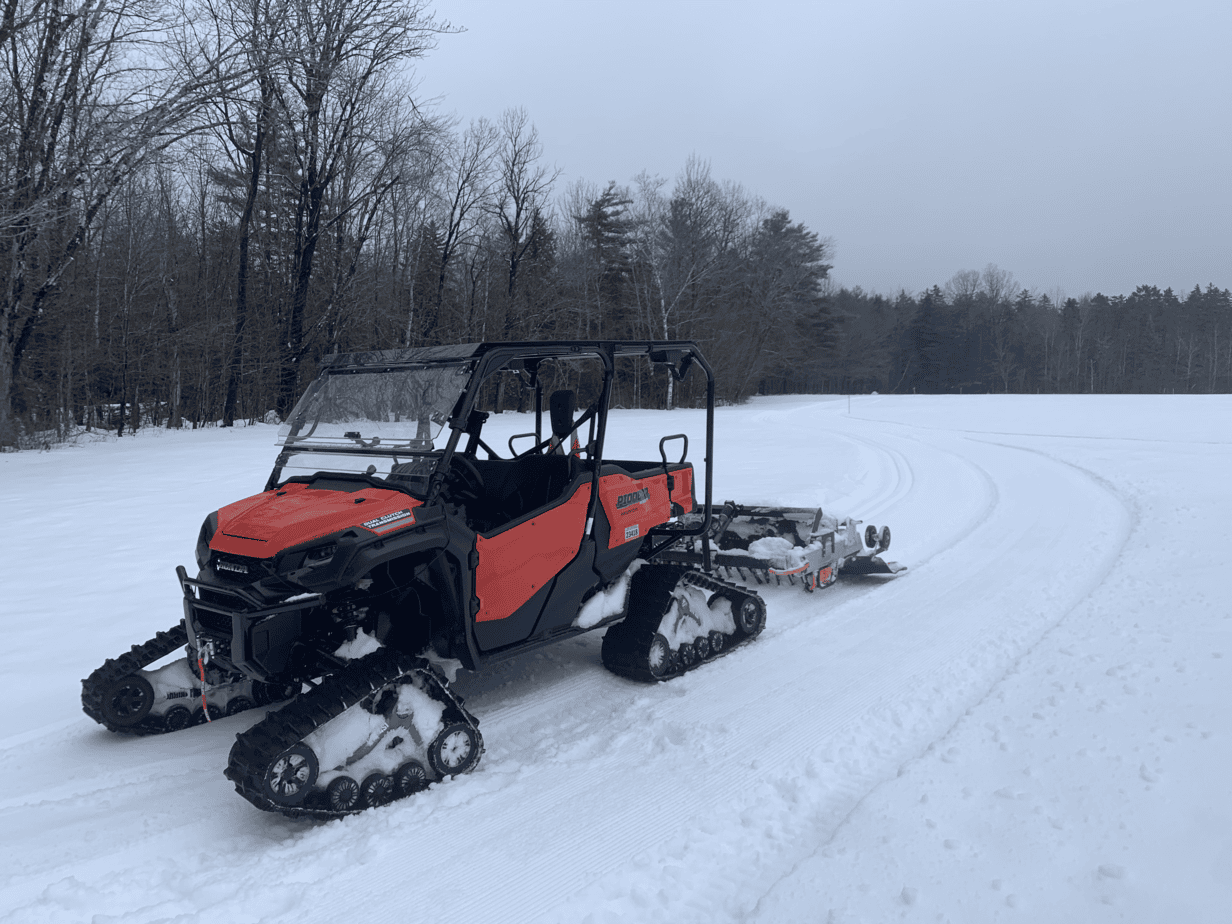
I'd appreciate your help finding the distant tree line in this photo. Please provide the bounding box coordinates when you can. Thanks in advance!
[2,1,1227,449]
[809,267,1232,397]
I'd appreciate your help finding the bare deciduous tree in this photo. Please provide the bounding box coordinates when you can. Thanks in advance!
[0,0,243,445]
[492,107,557,300]
[422,117,497,340]
[271,0,444,414]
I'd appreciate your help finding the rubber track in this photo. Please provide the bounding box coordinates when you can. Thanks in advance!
[224,648,482,820]
[601,564,766,683]
[81,624,190,735]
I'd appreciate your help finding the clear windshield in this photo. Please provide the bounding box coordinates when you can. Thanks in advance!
[277,363,473,450]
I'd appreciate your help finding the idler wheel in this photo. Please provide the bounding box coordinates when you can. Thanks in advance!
[708,630,726,657]
[736,596,766,638]
[263,744,318,806]
[693,634,711,660]
[429,722,480,777]
[394,760,429,796]
[163,705,192,732]
[100,674,154,727]
[192,703,222,724]
[679,641,697,668]
[646,633,672,680]
[327,775,360,812]
[361,773,394,807]
[225,696,255,717]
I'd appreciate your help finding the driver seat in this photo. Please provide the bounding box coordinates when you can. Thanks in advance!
[470,454,577,532]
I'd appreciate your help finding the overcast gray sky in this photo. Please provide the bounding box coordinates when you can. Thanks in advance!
[416,0,1230,300]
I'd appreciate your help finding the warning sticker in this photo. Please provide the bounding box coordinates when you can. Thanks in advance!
[363,508,416,532]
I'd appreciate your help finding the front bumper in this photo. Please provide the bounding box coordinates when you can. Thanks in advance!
[176,565,323,682]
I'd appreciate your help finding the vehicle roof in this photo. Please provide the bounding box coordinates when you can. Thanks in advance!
[320,341,702,370]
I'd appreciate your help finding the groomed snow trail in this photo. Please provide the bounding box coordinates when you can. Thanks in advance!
[0,396,1227,924]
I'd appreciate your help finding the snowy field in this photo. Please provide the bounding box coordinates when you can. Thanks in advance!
[1,394,1229,924]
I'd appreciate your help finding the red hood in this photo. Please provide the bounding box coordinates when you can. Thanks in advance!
[210,482,420,558]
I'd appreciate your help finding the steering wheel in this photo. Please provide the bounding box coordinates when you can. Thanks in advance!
[443,455,485,504]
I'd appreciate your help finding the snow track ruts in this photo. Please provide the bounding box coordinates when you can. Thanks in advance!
[3,397,1177,924]
[508,423,1129,922]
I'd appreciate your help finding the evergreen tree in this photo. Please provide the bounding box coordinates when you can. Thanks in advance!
[574,182,634,338]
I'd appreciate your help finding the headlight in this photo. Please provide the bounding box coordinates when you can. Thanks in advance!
[304,543,337,565]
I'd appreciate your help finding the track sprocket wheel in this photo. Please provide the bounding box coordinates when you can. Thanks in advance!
[82,624,191,735]
[193,703,222,725]
[679,641,697,668]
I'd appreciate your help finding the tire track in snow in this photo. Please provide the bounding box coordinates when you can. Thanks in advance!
[535,422,1130,921]
[295,419,1127,924]
[746,435,1140,923]
[732,435,1132,922]
[0,410,1003,923]
[280,423,934,921]
[190,421,938,924]
[0,402,1135,924]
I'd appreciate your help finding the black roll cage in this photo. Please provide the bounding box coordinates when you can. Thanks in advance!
[266,341,716,570]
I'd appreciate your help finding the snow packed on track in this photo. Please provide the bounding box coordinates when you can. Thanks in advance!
[0,395,1229,924]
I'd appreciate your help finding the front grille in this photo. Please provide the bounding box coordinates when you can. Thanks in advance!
[195,608,233,636]
[199,586,245,608]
